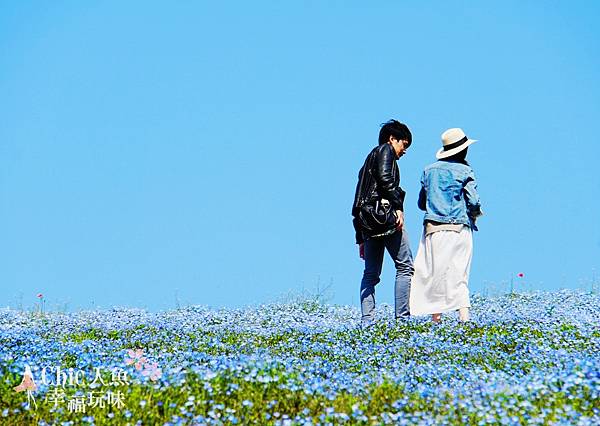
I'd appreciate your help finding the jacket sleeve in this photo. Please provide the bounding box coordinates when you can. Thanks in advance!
[352,216,364,245]
[375,145,405,211]
[417,171,427,212]
[464,168,482,218]
[351,167,365,245]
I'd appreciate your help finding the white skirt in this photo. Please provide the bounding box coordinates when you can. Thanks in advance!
[409,226,473,316]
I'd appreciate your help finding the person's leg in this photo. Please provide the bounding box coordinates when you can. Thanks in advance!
[432,313,441,323]
[360,237,385,325]
[458,307,470,322]
[385,229,414,319]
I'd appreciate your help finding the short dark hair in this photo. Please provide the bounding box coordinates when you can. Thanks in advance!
[378,120,412,146]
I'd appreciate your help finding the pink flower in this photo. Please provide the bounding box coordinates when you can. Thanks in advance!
[126,348,161,380]
[141,362,162,381]
[150,368,162,381]
[135,358,147,370]
[125,349,146,369]
[517,273,524,278]
[37,293,43,299]
[14,367,37,392]
[127,349,144,360]
[141,362,158,376]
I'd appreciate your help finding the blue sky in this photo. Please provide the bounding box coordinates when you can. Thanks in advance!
[1,1,599,311]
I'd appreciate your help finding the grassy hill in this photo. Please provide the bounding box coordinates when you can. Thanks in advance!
[1,290,599,425]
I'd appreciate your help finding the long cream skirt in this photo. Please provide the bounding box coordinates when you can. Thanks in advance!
[409,226,473,316]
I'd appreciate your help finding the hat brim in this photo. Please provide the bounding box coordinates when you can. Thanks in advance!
[436,139,477,159]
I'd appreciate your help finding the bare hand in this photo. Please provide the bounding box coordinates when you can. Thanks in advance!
[395,210,404,230]
[359,243,365,260]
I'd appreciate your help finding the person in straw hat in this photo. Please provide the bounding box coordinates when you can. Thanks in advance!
[409,128,483,323]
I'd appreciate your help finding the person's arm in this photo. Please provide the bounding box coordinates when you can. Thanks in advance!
[464,168,482,218]
[375,145,405,211]
[351,211,364,259]
[352,214,364,245]
[417,171,427,211]
[351,165,366,246]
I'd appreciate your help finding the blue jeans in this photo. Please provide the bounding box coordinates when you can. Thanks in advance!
[360,228,414,324]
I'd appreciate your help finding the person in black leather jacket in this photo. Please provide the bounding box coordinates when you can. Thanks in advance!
[352,142,406,243]
[351,120,415,326]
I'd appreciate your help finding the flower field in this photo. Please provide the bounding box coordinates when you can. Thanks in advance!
[1,290,599,425]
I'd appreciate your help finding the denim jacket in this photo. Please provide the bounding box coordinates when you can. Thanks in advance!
[417,160,482,231]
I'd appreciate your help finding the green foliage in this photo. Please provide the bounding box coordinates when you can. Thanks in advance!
[3,293,598,425]
[2,369,597,425]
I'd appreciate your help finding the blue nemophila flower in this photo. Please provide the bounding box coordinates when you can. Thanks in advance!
[1,290,599,424]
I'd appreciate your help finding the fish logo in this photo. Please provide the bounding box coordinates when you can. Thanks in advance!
[13,365,37,409]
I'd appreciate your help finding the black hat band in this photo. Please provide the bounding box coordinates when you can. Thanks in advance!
[443,136,468,151]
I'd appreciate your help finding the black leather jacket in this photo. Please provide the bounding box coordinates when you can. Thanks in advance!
[351,143,406,244]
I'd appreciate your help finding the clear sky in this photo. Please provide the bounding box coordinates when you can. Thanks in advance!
[1,1,599,311]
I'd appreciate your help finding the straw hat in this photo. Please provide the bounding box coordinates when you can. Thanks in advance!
[436,128,477,159]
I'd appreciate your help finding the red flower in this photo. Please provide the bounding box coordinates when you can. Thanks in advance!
[517,273,524,278]
[37,293,43,299]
